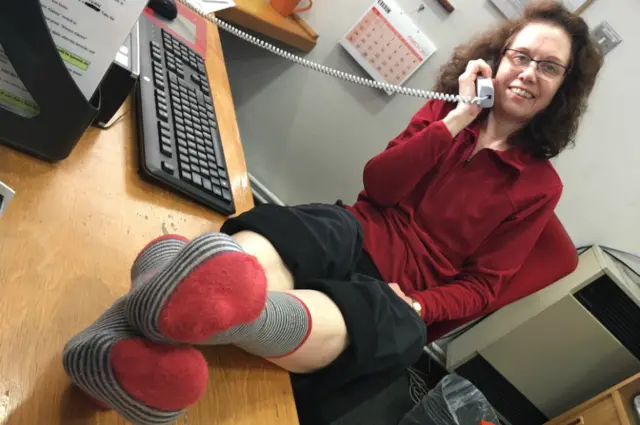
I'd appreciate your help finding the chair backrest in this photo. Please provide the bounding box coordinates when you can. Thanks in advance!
[427,214,579,342]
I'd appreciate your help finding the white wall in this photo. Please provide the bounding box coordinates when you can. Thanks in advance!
[220,1,640,263]
[220,0,503,203]
[552,0,640,261]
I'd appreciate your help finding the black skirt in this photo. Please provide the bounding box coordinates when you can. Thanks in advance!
[221,202,426,425]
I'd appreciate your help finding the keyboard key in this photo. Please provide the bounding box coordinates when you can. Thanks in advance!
[160,128,171,139]
[188,148,198,156]
[154,79,165,91]
[203,179,212,192]
[152,51,162,63]
[158,121,169,132]
[196,145,205,154]
[176,123,185,133]
[222,189,232,202]
[161,135,172,147]
[161,161,175,174]
[181,171,192,183]
[201,168,210,177]
[210,168,219,178]
[175,116,184,125]
[205,146,214,155]
[192,173,203,187]
[191,165,200,174]
[158,109,168,121]
[176,130,186,139]
[177,138,187,148]
[218,170,227,179]
[199,159,208,168]
[161,144,172,157]
[204,133,212,142]
[187,134,195,142]
[213,187,222,197]
[194,124,203,132]
[220,180,229,189]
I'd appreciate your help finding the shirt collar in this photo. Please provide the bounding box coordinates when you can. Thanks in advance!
[464,118,532,173]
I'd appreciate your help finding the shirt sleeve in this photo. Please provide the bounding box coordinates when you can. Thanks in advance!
[362,100,453,207]
[409,184,563,325]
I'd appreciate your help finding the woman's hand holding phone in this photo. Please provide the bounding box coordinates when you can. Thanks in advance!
[443,59,493,138]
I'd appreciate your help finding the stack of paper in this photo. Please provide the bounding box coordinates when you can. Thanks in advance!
[189,0,236,14]
[0,0,148,117]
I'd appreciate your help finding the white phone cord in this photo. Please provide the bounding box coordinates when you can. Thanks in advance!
[179,0,486,105]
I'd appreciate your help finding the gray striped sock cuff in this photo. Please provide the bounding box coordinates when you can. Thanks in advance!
[131,236,188,288]
[126,232,243,343]
[204,292,312,359]
[62,298,184,425]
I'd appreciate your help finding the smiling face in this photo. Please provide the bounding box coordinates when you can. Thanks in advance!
[493,22,572,123]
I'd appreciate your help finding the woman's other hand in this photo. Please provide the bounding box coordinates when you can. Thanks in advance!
[388,283,413,306]
[443,59,493,138]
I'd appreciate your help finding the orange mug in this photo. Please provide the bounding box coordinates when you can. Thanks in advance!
[271,0,313,16]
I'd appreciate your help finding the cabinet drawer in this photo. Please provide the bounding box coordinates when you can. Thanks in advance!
[553,397,622,425]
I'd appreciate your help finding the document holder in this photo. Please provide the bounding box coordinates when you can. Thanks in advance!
[0,0,101,161]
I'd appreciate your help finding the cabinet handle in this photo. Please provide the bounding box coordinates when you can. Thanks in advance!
[560,417,584,425]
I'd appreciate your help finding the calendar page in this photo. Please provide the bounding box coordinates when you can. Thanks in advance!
[340,0,436,95]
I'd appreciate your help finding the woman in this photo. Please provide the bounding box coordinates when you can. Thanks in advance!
[63,2,603,425]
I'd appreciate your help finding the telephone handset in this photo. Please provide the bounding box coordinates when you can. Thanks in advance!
[178,0,494,108]
[476,77,494,108]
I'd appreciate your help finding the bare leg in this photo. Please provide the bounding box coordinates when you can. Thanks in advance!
[231,231,348,373]
[232,231,294,292]
[269,289,348,374]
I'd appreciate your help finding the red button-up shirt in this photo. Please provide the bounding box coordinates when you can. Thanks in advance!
[347,100,562,325]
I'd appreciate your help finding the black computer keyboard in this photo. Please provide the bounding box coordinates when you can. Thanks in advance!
[135,16,235,215]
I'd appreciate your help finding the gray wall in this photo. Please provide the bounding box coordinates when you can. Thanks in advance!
[220,0,504,203]
[220,0,639,262]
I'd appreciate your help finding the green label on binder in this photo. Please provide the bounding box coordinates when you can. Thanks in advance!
[57,47,90,71]
[0,89,40,116]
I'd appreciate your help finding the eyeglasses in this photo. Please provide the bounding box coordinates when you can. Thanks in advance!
[503,49,569,79]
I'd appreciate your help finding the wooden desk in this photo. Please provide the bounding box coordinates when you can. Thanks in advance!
[0,18,299,425]
[546,373,640,425]
[217,0,318,52]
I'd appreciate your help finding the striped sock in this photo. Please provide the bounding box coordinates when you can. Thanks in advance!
[204,291,312,358]
[131,234,189,289]
[62,298,208,425]
[125,232,268,344]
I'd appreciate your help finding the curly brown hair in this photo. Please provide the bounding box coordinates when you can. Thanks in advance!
[434,1,603,159]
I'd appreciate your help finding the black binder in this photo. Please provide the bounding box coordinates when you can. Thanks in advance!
[0,0,101,161]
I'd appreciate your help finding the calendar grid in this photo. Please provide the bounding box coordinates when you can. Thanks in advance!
[345,6,425,84]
